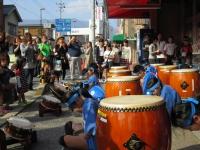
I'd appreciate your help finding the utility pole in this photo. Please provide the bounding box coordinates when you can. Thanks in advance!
[40,8,45,37]
[0,0,4,32]
[56,0,65,19]
[92,0,96,62]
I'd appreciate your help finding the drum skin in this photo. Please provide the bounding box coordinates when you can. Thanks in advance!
[151,63,164,70]
[108,70,131,77]
[170,69,200,99]
[96,96,171,150]
[105,76,142,97]
[157,65,177,73]
[110,66,128,71]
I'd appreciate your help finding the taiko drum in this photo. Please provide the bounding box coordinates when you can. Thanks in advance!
[170,69,200,99]
[105,76,142,97]
[158,65,177,85]
[108,69,131,77]
[110,66,128,71]
[151,63,165,70]
[157,65,177,73]
[96,95,171,150]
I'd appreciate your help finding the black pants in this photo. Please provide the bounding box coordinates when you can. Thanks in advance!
[24,68,34,89]
[166,55,173,65]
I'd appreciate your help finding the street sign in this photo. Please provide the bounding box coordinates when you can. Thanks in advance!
[55,19,71,32]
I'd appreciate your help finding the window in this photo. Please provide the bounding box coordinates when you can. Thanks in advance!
[8,22,17,36]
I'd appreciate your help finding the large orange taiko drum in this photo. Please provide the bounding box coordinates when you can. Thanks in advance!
[170,69,200,99]
[105,76,142,97]
[96,95,171,150]
[157,65,177,73]
[158,65,177,85]
[108,69,131,77]
[151,63,165,70]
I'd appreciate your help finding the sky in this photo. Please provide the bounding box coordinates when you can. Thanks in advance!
[4,0,117,28]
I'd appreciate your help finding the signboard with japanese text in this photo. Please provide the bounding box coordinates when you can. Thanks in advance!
[55,19,71,32]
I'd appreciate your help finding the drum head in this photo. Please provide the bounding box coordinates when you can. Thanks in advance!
[171,68,198,73]
[110,66,128,70]
[42,95,61,103]
[100,95,164,109]
[54,82,67,92]
[160,69,170,72]
[151,63,165,67]
[7,117,33,129]
[159,65,177,69]
[107,76,140,82]
[109,69,130,73]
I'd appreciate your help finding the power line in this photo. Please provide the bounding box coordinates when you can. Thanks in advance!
[9,0,40,18]
[56,0,65,19]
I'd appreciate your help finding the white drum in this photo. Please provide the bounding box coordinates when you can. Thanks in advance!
[4,117,34,140]
[42,95,61,104]
[7,117,33,130]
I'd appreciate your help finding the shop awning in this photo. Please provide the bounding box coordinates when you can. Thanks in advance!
[108,6,151,18]
[112,34,126,42]
[106,0,161,18]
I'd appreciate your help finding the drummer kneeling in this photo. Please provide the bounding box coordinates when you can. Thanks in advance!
[172,98,200,131]
[142,73,181,117]
[59,88,98,150]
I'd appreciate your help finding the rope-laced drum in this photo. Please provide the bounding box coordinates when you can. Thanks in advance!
[39,95,62,117]
[4,117,34,140]
[105,76,142,97]
[170,69,200,99]
[96,95,171,150]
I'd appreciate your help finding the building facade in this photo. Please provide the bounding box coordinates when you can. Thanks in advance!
[3,5,22,37]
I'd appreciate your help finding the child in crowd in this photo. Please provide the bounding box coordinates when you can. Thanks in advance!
[164,36,177,65]
[180,37,193,66]
[0,53,15,115]
[14,57,28,104]
[103,43,114,69]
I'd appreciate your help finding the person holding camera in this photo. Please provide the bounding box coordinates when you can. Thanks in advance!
[67,36,82,80]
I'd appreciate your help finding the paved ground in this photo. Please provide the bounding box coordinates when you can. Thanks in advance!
[2,76,200,150]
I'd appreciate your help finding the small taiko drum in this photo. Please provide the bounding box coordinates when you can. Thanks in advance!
[110,66,128,71]
[105,76,142,97]
[108,69,131,77]
[97,95,171,150]
[4,117,34,140]
[158,65,177,85]
[151,63,165,70]
[39,95,62,117]
[170,69,200,99]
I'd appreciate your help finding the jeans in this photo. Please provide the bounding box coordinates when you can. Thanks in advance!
[24,68,34,89]
[69,57,81,79]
